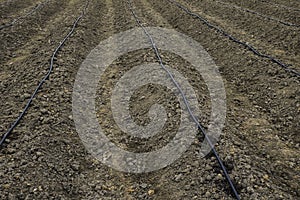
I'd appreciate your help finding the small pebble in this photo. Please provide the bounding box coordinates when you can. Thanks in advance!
[148,189,155,195]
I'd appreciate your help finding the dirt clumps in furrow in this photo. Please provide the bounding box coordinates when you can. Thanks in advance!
[0,0,299,199]
[148,0,299,198]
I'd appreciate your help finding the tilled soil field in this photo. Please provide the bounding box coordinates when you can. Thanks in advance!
[0,0,299,199]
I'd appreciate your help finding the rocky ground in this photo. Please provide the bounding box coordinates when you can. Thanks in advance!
[0,0,299,199]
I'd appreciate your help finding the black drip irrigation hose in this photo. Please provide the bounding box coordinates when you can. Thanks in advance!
[168,0,300,77]
[0,0,50,30]
[127,0,240,199]
[215,0,300,27]
[0,1,90,147]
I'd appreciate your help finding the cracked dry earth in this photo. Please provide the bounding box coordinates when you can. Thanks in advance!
[0,0,299,199]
